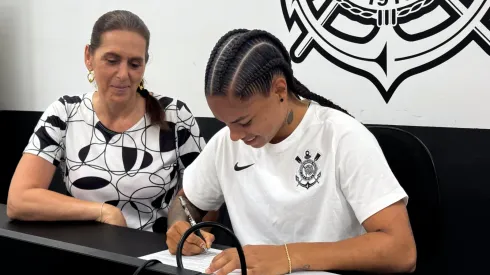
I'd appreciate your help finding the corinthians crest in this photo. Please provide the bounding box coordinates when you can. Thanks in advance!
[281,0,490,102]
[295,150,322,189]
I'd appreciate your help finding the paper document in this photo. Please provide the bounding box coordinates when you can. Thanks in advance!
[139,249,337,274]
[140,248,230,273]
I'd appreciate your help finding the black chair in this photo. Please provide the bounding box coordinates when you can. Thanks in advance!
[367,125,441,274]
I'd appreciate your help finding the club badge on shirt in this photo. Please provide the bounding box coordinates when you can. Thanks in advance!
[295,150,322,189]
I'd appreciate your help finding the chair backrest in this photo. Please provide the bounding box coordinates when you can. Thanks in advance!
[367,125,441,274]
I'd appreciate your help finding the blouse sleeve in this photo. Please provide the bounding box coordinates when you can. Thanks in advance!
[173,100,206,176]
[23,99,68,167]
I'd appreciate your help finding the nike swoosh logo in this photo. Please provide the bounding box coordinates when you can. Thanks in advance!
[234,162,254,171]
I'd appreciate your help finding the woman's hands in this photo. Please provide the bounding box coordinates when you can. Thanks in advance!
[96,203,127,227]
[166,220,215,255]
[206,245,290,275]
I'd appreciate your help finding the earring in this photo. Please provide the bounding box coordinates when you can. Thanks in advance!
[280,98,284,102]
[87,70,95,83]
[139,83,144,90]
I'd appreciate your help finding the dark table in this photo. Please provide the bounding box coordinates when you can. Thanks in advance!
[0,203,200,274]
[0,203,384,275]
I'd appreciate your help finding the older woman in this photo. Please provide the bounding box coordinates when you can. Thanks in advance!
[7,10,215,233]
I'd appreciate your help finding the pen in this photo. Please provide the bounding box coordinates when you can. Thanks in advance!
[178,196,208,252]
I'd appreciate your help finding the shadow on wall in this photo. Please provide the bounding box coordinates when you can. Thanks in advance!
[0,1,33,110]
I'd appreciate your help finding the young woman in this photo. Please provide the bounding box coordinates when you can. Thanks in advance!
[166,29,416,274]
[7,10,217,233]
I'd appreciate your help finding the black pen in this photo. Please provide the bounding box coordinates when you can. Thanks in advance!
[178,196,208,252]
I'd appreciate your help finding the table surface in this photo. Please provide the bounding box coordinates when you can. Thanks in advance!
[0,203,167,258]
[0,204,348,275]
[0,203,203,275]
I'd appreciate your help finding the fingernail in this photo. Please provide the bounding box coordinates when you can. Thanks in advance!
[205,268,211,274]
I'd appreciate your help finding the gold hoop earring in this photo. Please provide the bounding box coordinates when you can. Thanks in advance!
[87,70,95,83]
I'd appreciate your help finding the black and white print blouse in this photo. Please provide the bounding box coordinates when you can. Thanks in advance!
[24,91,205,232]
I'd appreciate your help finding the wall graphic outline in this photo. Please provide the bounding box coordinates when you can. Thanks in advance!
[281,0,490,103]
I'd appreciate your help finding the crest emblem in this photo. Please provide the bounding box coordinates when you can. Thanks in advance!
[281,0,490,102]
[295,150,322,189]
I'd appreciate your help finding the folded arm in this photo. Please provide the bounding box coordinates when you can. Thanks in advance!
[288,200,416,274]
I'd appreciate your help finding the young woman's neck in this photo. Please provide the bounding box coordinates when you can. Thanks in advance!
[270,97,310,144]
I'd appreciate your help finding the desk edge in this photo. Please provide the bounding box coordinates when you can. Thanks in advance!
[0,227,199,275]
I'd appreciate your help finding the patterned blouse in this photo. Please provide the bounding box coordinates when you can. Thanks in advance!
[24,91,205,232]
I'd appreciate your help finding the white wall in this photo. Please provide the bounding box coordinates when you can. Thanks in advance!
[0,0,488,129]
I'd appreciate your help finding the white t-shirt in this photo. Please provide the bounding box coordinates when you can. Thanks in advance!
[24,91,206,232]
[183,102,407,245]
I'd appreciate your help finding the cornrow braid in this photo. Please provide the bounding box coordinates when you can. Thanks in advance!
[234,57,286,99]
[204,29,248,93]
[205,29,288,96]
[204,28,351,117]
[213,31,264,95]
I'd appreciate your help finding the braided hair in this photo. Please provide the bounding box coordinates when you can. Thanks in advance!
[204,29,351,116]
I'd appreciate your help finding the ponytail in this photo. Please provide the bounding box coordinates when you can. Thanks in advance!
[292,77,352,117]
[137,86,169,130]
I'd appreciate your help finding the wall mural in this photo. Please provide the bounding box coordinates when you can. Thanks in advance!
[281,0,490,102]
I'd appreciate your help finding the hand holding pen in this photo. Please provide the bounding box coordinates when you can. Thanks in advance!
[166,196,215,255]
[178,196,209,252]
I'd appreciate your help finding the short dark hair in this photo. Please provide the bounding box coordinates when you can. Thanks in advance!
[89,10,167,129]
[204,29,350,116]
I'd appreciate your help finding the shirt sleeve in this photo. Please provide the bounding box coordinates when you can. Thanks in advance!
[23,99,67,167]
[336,124,408,224]
[182,129,225,212]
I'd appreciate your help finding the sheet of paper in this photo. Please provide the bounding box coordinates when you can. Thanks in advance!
[139,248,231,273]
[139,249,338,274]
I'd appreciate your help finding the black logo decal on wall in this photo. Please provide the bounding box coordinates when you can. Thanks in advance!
[295,150,322,189]
[281,0,490,102]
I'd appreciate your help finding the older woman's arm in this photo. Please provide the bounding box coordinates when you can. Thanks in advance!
[7,154,125,226]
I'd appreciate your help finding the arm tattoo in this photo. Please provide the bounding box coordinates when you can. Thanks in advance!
[167,195,207,227]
